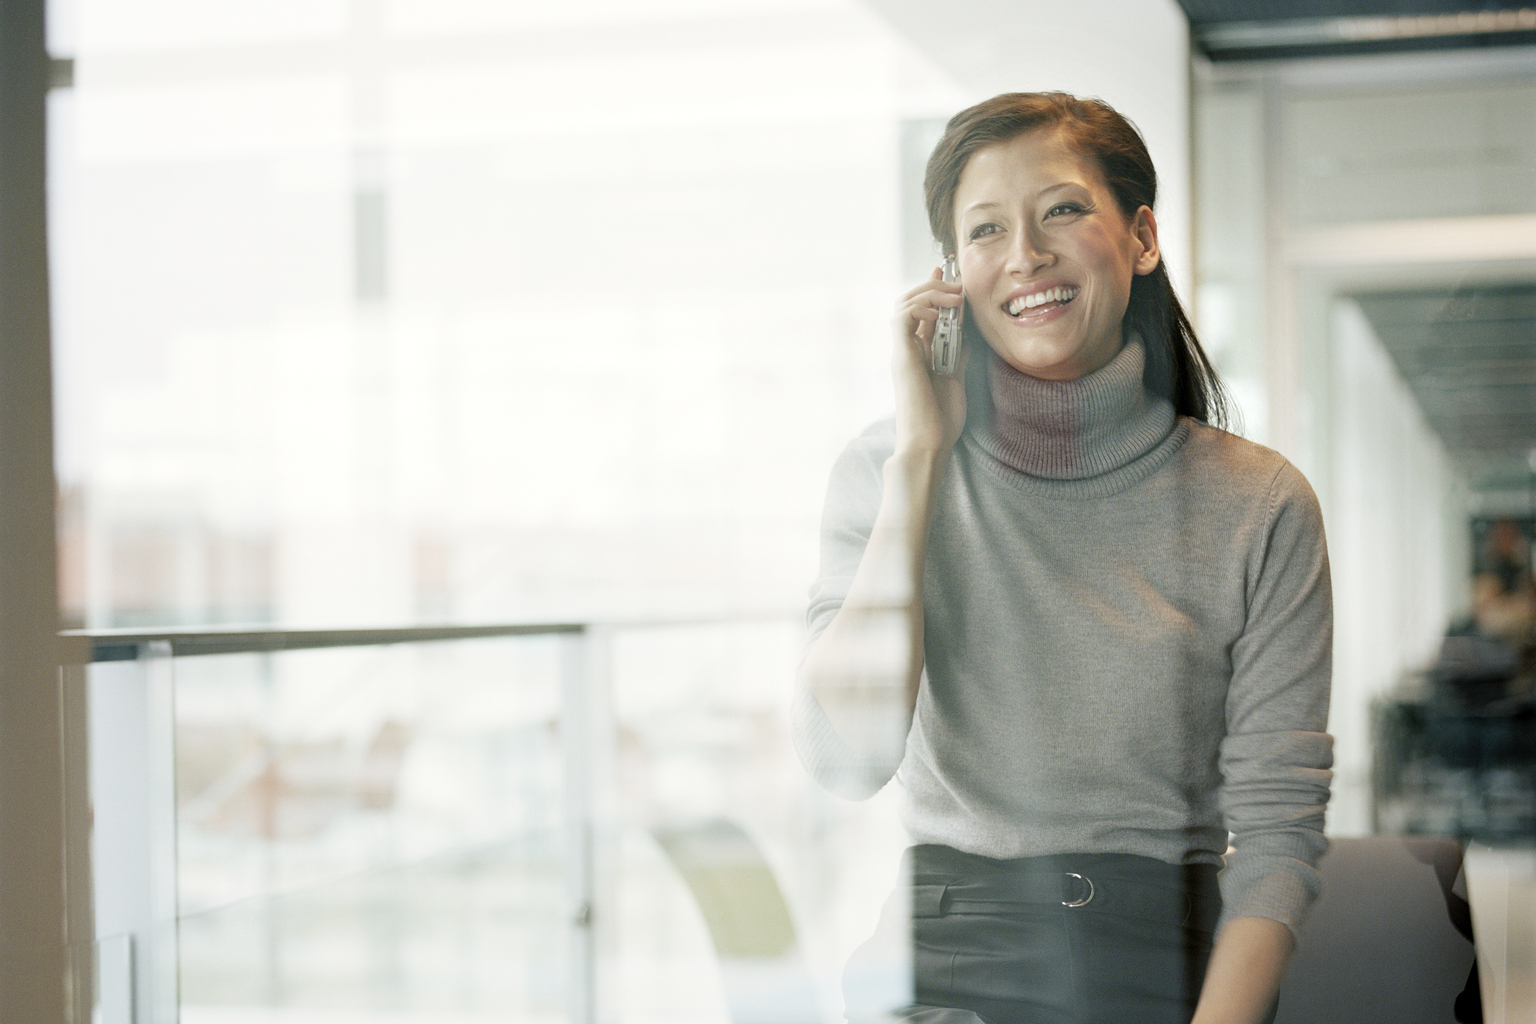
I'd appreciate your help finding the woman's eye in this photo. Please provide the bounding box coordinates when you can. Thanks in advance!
[1046,202,1086,218]
[968,223,1002,240]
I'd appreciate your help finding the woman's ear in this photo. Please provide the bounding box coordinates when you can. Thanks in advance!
[1131,205,1160,276]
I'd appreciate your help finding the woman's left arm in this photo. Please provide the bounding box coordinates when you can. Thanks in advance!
[1207,459,1335,1020]
[1191,916,1292,1024]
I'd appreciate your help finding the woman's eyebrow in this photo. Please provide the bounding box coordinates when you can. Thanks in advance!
[962,182,1089,218]
[960,200,1002,215]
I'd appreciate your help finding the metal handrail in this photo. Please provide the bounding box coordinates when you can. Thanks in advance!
[60,609,801,663]
[60,622,585,663]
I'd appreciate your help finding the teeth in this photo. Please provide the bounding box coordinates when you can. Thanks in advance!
[1006,286,1079,317]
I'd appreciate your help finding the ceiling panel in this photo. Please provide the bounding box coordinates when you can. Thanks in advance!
[1354,284,1536,484]
[1178,1,1536,60]
[1183,1,1532,20]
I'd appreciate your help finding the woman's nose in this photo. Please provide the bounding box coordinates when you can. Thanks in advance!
[1007,224,1053,274]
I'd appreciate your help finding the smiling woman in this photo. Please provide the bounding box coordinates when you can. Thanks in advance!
[794,92,1332,1024]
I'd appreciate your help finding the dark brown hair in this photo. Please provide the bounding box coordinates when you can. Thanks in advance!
[924,92,1229,428]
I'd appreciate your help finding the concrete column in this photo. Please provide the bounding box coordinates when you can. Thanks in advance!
[0,0,70,1019]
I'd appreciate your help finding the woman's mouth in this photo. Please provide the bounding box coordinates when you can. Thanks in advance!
[1004,286,1079,319]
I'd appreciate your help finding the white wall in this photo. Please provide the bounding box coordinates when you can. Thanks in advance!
[1328,298,1468,833]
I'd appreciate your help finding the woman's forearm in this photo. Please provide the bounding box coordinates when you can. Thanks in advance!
[801,267,966,767]
[1190,916,1294,1024]
[800,446,947,762]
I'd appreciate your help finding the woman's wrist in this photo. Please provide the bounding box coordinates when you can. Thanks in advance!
[1190,916,1293,1024]
[885,444,949,482]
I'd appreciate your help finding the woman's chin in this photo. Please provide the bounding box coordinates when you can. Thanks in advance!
[992,348,1094,383]
[988,335,1124,382]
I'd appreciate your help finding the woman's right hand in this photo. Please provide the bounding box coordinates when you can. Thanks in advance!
[893,268,970,458]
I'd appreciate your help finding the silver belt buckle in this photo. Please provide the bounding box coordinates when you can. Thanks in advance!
[1062,872,1095,907]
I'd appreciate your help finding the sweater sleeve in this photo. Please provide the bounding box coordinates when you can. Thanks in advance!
[791,420,907,799]
[1217,460,1335,941]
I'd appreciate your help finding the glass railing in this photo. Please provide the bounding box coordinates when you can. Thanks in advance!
[70,618,909,1024]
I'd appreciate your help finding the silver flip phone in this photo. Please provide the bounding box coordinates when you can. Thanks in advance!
[932,254,962,375]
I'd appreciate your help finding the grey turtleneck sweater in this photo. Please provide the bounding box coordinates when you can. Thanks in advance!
[793,340,1333,936]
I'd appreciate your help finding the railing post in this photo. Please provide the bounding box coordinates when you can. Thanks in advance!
[562,625,614,1024]
[61,660,96,1024]
[90,643,181,1024]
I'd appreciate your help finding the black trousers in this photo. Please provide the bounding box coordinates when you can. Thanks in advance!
[846,845,1234,1024]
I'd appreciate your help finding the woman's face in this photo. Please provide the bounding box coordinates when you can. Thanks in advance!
[952,128,1160,381]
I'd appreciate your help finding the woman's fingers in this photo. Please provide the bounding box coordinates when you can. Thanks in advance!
[896,277,963,344]
[898,267,962,305]
[904,305,941,342]
[898,272,962,301]
[901,292,963,320]
[899,283,964,311]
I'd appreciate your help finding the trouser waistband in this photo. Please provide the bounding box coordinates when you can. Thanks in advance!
[908,845,1222,931]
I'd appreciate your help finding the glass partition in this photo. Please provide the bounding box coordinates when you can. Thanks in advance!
[92,634,572,1023]
[54,2,961,1020]
[173,637,566,1018]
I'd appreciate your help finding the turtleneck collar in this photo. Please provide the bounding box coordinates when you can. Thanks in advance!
[971,336,1176,481]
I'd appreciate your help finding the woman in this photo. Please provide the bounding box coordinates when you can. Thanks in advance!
[793,93,1332,1024]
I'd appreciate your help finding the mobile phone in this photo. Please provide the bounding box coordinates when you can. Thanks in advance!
[932,254,962,375]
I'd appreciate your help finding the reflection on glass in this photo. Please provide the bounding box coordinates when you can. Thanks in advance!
[49,0,956,631]
[57,0,961,1018]
[609,622,907,1024]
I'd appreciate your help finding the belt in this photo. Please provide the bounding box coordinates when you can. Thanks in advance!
[909,851,1221,930]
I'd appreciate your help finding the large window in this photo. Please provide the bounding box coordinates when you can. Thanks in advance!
[50,0,974,632]
[53,2,966,1020]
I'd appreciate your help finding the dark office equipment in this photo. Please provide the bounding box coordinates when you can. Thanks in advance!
[1374,683,1536,841]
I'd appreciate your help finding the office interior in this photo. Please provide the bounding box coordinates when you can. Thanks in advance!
[1,0,1534,1021]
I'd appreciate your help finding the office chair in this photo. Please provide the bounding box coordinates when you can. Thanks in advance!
[1274,835,1479,1024]
[653,818,824,1024]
